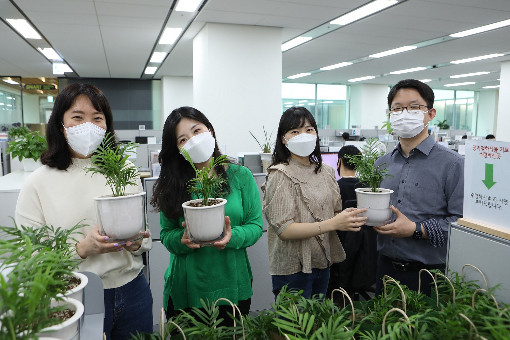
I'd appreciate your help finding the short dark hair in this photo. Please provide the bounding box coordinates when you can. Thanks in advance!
[41,83,116,170]
[337,145,361,171]
[271,106,322,173]
[342,132,350,141]
[486,134,495,140]
[388,79,435,109]
[150,106,230,218]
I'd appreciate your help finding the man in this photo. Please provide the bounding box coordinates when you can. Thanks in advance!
[327,145,378,300]
[486,134,496,140]
[342,132,350,142]
[374,79,464,295]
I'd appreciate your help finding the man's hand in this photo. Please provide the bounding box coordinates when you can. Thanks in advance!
[373,205,415,238]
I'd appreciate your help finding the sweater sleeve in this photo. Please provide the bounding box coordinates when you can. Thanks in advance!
[160,212,194,255]
[263,169,296,235]
[226,167,263,250]
[15,173,45,228]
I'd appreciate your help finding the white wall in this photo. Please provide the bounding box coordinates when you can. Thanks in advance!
[476,90,498,137]
[349,84,388,130]
[161,76,193,125]
[496,61,510,142]
[193,23,282,157]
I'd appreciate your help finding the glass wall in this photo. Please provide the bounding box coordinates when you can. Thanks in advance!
[282,83,347,129]
[0,77,23,131]
[431,89,476,131]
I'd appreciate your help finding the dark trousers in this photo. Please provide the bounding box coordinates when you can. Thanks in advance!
[165,295,251,327]
[375,255,446,297]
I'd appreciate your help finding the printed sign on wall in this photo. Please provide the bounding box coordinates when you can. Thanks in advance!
[463,141,510,231]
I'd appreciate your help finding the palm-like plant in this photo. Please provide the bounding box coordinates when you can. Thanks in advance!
[345,138,389,192]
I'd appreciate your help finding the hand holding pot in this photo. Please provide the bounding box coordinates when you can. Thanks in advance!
[212,216,232,250]
[76,226,126,258]
[124,230,151,252]
[332,207,368,231]
[181,221,201,249]
[373,205,415,238]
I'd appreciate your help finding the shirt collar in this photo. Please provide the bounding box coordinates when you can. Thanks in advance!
[392,135,435,157]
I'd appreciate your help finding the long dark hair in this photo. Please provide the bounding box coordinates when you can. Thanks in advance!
[271,106,322,173]
[150,106,230,218]
[41,83,116,170]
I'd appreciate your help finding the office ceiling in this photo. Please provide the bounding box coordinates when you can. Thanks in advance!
[1,0,509,91]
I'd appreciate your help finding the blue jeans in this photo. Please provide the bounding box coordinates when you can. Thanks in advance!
[103,271,153,340]
[272,267,330,300]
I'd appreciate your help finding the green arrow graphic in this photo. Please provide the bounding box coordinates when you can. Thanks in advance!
[482,163,496,190]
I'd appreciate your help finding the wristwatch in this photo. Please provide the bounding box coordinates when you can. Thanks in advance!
[413,222,423,240]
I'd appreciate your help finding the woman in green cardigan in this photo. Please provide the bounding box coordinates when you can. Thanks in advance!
[151,106,263,322]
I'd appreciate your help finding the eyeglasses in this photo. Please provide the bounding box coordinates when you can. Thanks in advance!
[389,104,428,114]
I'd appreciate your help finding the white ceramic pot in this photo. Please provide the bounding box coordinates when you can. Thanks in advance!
[182,198,227,243]
[57,272,88,305]
[21,158,41,171]
[355,188,394,226]
[260,152,272,173]
[94,192,146,240]
[39,297,84,340]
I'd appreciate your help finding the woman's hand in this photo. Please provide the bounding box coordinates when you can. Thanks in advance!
[76,226,126,259]
[332,207,368,231]
[124,230,151,252]
[212,216,232,250]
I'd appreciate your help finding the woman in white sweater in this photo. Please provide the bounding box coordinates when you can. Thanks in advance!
[15,83,153,339]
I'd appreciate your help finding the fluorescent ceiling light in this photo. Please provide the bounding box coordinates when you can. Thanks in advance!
[52,63,72,75]
[298,100,308,103]
[6,19,41,39]
[370,45,417,58]
[483,85,500,89]
[322,101,334,104]
[320,61,353,71]
[444,82,476,87]
[282,37,312,52]
[284,101,294,104]
[451,53,504,64]
[330,0,398,26]
[390,67,427,75]
[287,73,311,79]
[348,76,375,82]
[159,28,183,45]
[420,79,432,83]
[150,52,167,63]
[38,48,62,61]
[175,0,202,12]
[144,66,158,75]
[450,71,490,79]
[450,18,510,38]
[3,79,19,85]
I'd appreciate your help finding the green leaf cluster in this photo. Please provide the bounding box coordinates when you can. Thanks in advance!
[345,138,390,192]
[6,128,47,162]
[180,149,228,206]
[86,133,140,197]
[249,126,274,153]
[0,223,82,339]
[436,119,450,130]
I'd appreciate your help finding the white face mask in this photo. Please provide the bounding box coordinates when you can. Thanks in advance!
[284,133,317,157]
[63,122,106,157]
[390,110,428,139]
[180,131,216,163]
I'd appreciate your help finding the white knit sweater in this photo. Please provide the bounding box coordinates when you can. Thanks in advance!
[15,157,151,289]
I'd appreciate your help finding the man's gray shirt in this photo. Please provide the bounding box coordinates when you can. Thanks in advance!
[374,135,464,265]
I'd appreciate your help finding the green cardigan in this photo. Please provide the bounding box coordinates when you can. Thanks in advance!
[161,164,263,310]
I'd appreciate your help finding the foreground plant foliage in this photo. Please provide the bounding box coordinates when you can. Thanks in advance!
[131,269,510,340]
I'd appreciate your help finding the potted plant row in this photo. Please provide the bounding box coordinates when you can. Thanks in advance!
[180,149,229,244]
[346,137,393,226]
[86,133,146,241]
[0,223,86,339]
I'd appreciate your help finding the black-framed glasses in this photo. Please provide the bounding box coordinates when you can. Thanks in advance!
[389,104,428,114]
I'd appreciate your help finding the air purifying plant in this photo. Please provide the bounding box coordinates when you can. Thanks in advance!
[346,138,390,193]
[181,149,228,207]
[86,133,139,197]
[436,119,450,130]
[6,127,47,162]
[249,126,274,153]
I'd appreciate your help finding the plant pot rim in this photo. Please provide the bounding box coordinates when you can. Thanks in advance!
[93,191,146,201]
[57,271,88,298]
[355,187,394,194]
[41,297,84,332]
[182,198,227,210]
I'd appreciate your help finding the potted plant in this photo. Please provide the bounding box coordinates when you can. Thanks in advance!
[345,138,393,226]
[181,149,228,244]
[436,119,450,130]
[249,126,274,172]
[6,126,47,171]
[86,133,146,241]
